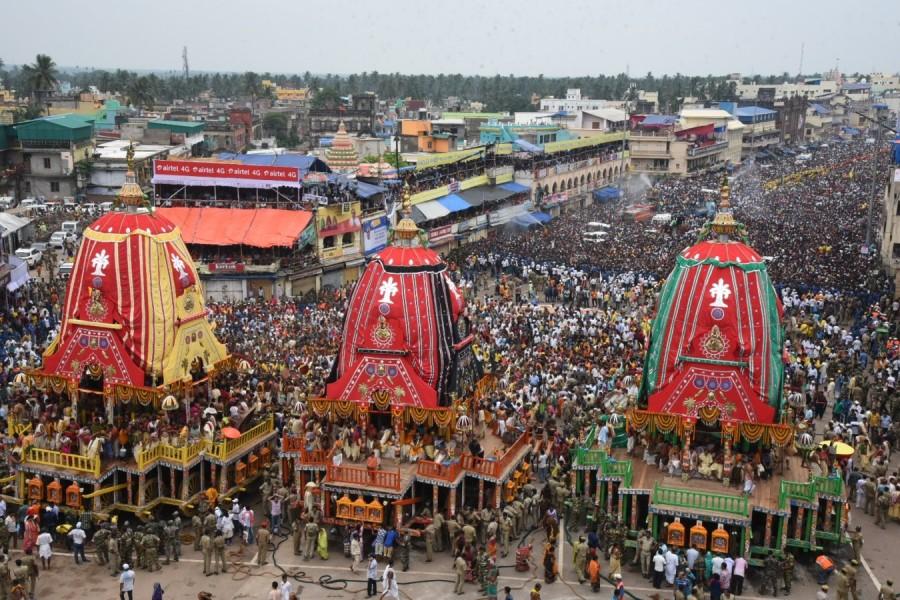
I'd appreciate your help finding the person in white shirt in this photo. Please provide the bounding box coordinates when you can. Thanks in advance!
[380,569,399,600]
[68,522,88,564]
[280,574,293,600]
[37,529,53,568]
[119,564,135,600]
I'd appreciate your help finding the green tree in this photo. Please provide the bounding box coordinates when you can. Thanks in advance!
[126,76,156,113]
[242,71,262,113]
[311,87,341,110]
[22,54,58,114]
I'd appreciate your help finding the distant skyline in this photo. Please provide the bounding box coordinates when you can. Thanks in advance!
[4,0,899,78]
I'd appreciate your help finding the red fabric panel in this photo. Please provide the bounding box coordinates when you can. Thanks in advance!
[675,123,715,137]
[157,208,312,248]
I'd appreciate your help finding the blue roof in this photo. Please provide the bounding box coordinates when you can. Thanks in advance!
[513,138,543,153]
[354,181,387,199]
[499,182,530,194]
[735,106,777,117]
[217,152,331,175]
[639,114,678,126]
[437,194,472,213]
[810,103,831,115]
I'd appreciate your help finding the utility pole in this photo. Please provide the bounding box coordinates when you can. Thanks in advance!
[182,46,190,79]
[852,109,898,248]
[865,119,882,248]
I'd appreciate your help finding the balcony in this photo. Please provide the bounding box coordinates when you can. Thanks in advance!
[687,140,729,157]
[23,447,101,477]
[205,416,275,462]
[416,459,463,484]
[629,147,671,159]
[652,482,750,517]
[628,130,674,139]
[136,440,205,470]
[460,431,531,481]
[326,462,402,491]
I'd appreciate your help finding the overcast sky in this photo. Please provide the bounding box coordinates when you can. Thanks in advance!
[4,0,899,77]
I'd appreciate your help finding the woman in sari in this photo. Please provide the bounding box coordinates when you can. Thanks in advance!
[316,525,329,560]
[23,516,39,554]
[543,542,557,583]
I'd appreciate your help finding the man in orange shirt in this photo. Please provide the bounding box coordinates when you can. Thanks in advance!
[588,555,602,592]
[815,554,835,584]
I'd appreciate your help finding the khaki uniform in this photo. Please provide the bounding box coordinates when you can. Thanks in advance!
[424,524,435,562]
[836,570,849,600]
[304,521,318,559]
[256,526,271,566]
[144,533,161,572]
[454,555,467,594]
[108,536,120,576]
[192,515,203,551]
[292,520,302,555]
[573,540,587,583]
[200,534,213,575]
[433,513,445,552]
[213,533,227,574]
[845,564,859,600]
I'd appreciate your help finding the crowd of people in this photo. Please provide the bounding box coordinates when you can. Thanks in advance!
[0,135,895,599]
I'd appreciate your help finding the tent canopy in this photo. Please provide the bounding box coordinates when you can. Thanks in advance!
[437,194,472,214]
[157,207,312,248]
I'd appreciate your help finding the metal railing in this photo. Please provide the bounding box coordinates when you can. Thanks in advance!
[327,463,401,490]
[652,483,749,517]
[416,459,463,482]
[462,431,531,479]
[24,447,101,477]
[687,140,729,157]
[205,416,274,461]
[135,440,205,470]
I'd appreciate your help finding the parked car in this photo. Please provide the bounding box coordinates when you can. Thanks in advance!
[48,231,76,249]
[14,247,42,267]
[99,201,115,213]
[57,262,75,277]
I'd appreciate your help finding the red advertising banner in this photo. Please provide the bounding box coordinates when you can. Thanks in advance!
[153,159,299,183]
[207,262,246,273]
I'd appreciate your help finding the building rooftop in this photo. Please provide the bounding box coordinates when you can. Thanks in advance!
[734,106,777,117]
[680,108,735,120]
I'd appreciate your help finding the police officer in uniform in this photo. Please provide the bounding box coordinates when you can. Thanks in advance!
[397,531,411,571]
[93,526,111,566]
[782,551,795,593]
[200,530,213,576]
[108,532,120,576]
[762,550,780,597]
[192,514,204,551]
[424,522,436,562]
[213,529,227,574]
[143,530,161,572]
[165,520,180,564]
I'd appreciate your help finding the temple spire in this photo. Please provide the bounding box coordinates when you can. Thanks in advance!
[117,142,146,211]
[392,184,421,246]
[710,174,738,238]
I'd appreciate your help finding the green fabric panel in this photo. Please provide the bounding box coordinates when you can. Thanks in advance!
[640,265,683,400]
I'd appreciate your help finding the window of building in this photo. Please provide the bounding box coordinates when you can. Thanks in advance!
[893,243,900,259]
[323,236,336,249]
[43,157,51,169]
[24,181,31,193]
[592,122,600,129]
[50,182,60,193]
[342,233,354,247]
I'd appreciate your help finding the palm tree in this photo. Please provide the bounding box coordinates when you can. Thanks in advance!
[242,71,261,115]
[126,76,155,114]
[22,54,58,115]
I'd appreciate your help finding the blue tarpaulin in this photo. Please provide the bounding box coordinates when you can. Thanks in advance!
[593,187,621,201]
[531,211,552,224]
[437,194,472,213]
[843,127,861,135]
[354,181,387,199]
[513,138,543,153]
[511,213,542,227]
[499,182,531,194]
